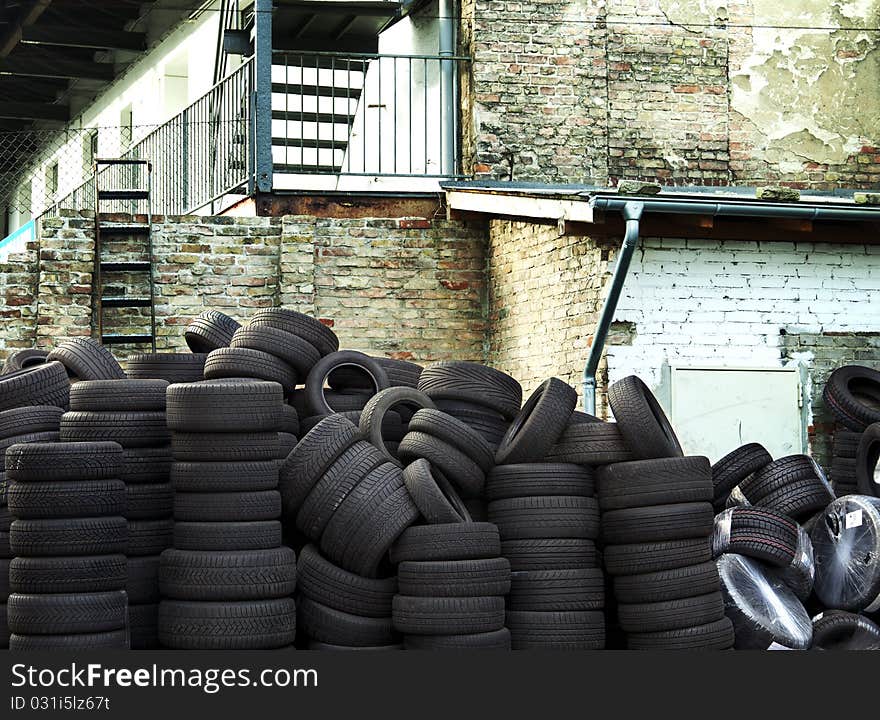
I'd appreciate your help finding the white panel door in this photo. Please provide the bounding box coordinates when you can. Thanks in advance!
[669,367,804,464]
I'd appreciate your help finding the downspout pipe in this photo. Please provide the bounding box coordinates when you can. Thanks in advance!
[439,0,456,175]
[582,201,644,415]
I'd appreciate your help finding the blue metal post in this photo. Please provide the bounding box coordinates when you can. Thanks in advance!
[253,0,273,193]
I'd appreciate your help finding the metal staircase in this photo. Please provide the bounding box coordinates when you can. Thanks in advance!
[92,159,156,350]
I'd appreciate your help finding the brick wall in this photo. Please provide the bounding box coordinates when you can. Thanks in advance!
[0,236,39,358]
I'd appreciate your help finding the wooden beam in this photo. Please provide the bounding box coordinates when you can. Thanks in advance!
[0,100,68,121]
[0,46,114,81]
[0,0,52,58]
[21,24,146,52]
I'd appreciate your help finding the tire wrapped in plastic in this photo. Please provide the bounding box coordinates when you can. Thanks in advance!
[770,524,815,601]
[810,610,880,651]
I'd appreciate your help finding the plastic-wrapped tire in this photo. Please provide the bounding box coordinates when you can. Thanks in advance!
[184,310,240,354]
[601,502,714,544]
[158,598,296,650]
[170,460,279,493]
[418,361,522,420]
[404,629,511,650]
[597,456,712,511]
[305,351,389,417]
[544,421,634,466]
[127,519,173,556]
[398,558,511,598]
[297,596,396,647]
[247,308,339,358]
[127,555,161,604]
[402,459,470,525]
[756,478,834,522]
[613,561,721,604]
[69,379,169,411]
[203,348,297,391]
[8,479,126,519]
[486,463,594,502]
[120,447,173,485]
[166,379,283,433]
[856,423,880,497]
[8,591,127,634]
[359,387,435,465]
[126,353,207,384]
[823,365,880,432]
[741,455,828,502]
[60,410,171,448]
[390,522,501,563]
[159,547,296,601]
[810,609,880,650]
[495,377,576,465]
[398,431,485,499]
[174,491,280,522]
[1,348,49,375]
[172,432,280,462]
[488,496,600,540]
[505,610,604,650]
[718,553,812,649]
[297,544,396,618]
[9,555,127,595]
[47,339,125,381]
[507,568,604,611]
[230,324,321,377]
[501,538,598,571]
[10,517,126,556]
[603,538,713,576]
[608,375,683,460]
[173,521,281,552]
[711,506,799,567]
[0,361,70,411]
[710,443,772,509]
[627,617,734,650]
[0,406,64,439]
[4,441,123,482]
[392,595,505,635]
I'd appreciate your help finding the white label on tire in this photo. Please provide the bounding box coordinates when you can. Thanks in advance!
[812,612,824,622]
[767,642,795,650]
[846,509,863,529]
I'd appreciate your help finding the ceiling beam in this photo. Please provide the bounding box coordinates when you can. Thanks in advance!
[21,24,147,52]
[0,0,53,58]
[0,47,115,81]
[0,101,68,122]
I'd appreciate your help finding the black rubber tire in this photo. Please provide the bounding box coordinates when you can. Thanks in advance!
[824,365,880,432]
[495,377,577,465]
[171,460,279,493]
[438,406,509,449]
[308,641,401,651]
[126,353,207,384]
[711,443,773,509]
[597,456,712,511]
[398,558,511,597]
[488,496,600,540]
[834,430,863,460]
[280,404,299,436]
[390,522,501,563]
[713,506,799,567]
[296,595,395,646]
[9,555,127,594]
[129,603,159,649]
[10,629,129,650]
[47,339,125,381]
[508,568,604,611]
[545,421,634,465]
[230,324,321,377]
[613,561,721,603]
[184,310,240,354]
[174,490,280,522]
[811,610,880,650]
[60,410,171,448]
[1,348,49,375]
[501,538,598,571]
[602,502,714,544]
[158,598,296,650]
[173,520,282,551]
[0,405,64,439]
[204,347,297,391]
[297,544,396,618]
[172,432,280,462]
[627,617,735,650]
[10,516,127,556]
[127,555,161,604]
[464,498,488,522]
[359,387,435,464]
[404,629,511,650]
[120,447,173,485]
[0,361,70,411]
[329,357,422,391]
[756,479,834,521]
[418,362,522,420]
[392,595,505,635]
[127,518,173,556]
[407,408,494,473]
[742,455,828,503]
[617,592,725,633]
[403,459,471,525]
[0,432,60,470]
[8,591,128,634]
[125,483,173,519]
[505,610,605,649]
[0,530,8,557]
[298,409,403,440]
[69,379,169,411]
[8,479,126,519]
[248,308,339,357]
[603,538,713,576]
[160,547,296,601]
[486,463,594,502]
[857,423,880,497]
[295,441,386,541]
[278,414,360,518]
[305,351,389,417]
[608,375,683,460]
[398,431,486,498]
[166,379,283,433]
[832,457,858,485]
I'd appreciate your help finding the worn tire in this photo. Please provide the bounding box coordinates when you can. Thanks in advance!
[603,538,713,576]
[47,339,125,381]
[172,432,280,462]
[597,456,712,511]
[8,591,127,634]
[184,310,240,354]
[248,308,338,357]
[174,490,280,522]
[60,410,171,448]
[545,421,634,466]
[0,432,60,470]
[4,440,123,482]
[508,568,604,611]
[505,610,604,650]
[403,459,470,525]
[125,483,173,519]
[8,479,126,519]
[359,387,435,464]
[407,408,494,473]
[10,517,127,556]
[127,518,173,556]
[501,538,598,571]
[173,520,282,551]
[305,351,389,417]
[297,596,396,646]
[231,324,321,377]
[9,555,127,595]
[608,375,682,460]
[711,443,772,509]
[857,423,880,497]
[69,379,169,411]
[613,561,720,604]
[126,353,207,384]
[488,496,600,540]
[398,558,511,597]
[0,361,70,411]
[495,378,576,465]
[824,365,880,432]
[617,592,724,634]
[404,629,511,650]
[0,405,64,439]
[602,502,714,544]
[741,455,828,503]
[204,347,297,391]
[486,463,594,502]
[170,460,279,493]
[418,361,522,420]
[627,617,734,650]
[390,522,501,563]
[166,379,283,433]
[120,447,173,485]
[1,349,49,375]
[398,431,485,498]
[392,595,505,635]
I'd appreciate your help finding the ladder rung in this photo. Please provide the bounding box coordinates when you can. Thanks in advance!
[98,223,150,235]
[96,158,150,166]
[98,189,149,201]
[271,110,355,125]
[100,261,151,272]
[101,297,151,308]
[272,137,348,151]
[102,334,154,345]
[271,82,363,99]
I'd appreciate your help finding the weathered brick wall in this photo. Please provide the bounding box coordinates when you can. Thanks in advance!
[2,212,487,366]
[462,0,880,190]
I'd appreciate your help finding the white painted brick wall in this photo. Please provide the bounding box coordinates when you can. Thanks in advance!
[606,238,880,390]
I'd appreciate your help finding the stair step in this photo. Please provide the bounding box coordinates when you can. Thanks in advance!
[273,56,369,71]
[100,261,151,272]
[98,189,149,201]
[98,223,150,235]
[272,137,348,151]
[272,82,363,99]
[102,333,154,345]
[96,158,149,166]
[101,297,152,308]
[273,163,340,174]
[271,110,356,125]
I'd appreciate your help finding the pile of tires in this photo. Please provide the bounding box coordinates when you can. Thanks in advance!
[184,309,240,354]
[60,379,174,648]
[1,349,49,375]
[160,379,297,649]
[599,376,733,650]
[5,441,129,649]
[710,443,772,510]
[48,338,127,382]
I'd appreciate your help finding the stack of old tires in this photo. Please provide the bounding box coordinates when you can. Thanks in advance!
[184,309,240,354]
[598,376,733,650]
[60,379,174,649]
[487,378,605,649]
[1,349,50,375]
[160,379,297,649]
[5,441,129,649]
